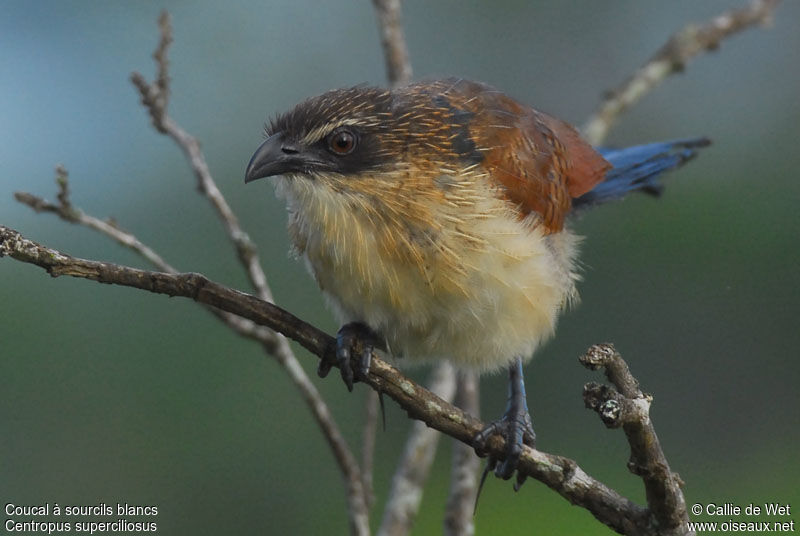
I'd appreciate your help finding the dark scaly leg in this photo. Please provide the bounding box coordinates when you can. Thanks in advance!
[318,322,381,392]
[473,357,536,493]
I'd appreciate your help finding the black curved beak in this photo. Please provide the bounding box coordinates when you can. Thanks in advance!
[244,133,302,183]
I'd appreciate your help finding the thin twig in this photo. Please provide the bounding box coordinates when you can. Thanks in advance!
[372,0,412,87]
[444,370,479,536]
[361,390,380,509]
[1,225,654,535]
[128,13,369,534]
[130,12,271,303]
[581,344,688,534]
[17,170,297,355]
[154,11,171,103]
[378,363,457,536]
[15,168,174,272]
[17,172,253,338]
[581,0,780,145]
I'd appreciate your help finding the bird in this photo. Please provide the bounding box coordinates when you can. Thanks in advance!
[244,77,709,487]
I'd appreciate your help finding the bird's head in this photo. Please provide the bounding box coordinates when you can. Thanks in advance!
[245,86,395,183]
[244,79,488,190]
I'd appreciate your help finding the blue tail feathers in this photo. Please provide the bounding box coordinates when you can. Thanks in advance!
[572,137,711,209]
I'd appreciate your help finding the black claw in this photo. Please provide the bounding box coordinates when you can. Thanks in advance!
[317,358,333,378]
[474,458,495,515]
[378,392,387,431]
[336,338,355,391]
[496,441,522,480]
[513,471,527,492]
[332,322,383,392]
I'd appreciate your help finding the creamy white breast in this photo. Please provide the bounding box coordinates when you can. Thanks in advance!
[275,170,580,372]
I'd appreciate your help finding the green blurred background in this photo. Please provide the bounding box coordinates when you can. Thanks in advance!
[2,1,798,534]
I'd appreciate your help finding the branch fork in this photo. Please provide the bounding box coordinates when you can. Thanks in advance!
[581,343,689,534]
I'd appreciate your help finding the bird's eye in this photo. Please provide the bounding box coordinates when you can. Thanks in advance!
[327,129,356,156]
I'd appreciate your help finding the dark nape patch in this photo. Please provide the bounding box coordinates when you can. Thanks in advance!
[432,95,484,165]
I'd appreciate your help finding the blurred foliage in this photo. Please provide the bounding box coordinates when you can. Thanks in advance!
[1,1,798,534]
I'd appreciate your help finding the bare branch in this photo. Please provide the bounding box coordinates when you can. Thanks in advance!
[581,343,688,535]
[361,390,380,510]
[16,170,289,359]
[372,0,412,86]
[581,0,780,145]
[378,363,457,536]
[1,226,655,535]
[284,351,370,536]
[131,19,269,304]
[154,11,172,102]
[15,173,270,352]
[16,168,175,272]
[129,11,171,134]
[444,370,479,536]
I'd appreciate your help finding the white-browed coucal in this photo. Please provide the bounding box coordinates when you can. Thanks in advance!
[245,78,709,485]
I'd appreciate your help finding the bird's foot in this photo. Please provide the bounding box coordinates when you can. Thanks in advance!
[473,405,536,491]
[318,322,381,392]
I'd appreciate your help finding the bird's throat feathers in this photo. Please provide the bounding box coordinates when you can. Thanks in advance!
[275,165,506,295]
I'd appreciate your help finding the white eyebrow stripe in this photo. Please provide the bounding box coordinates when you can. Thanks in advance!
[302,119,363,145]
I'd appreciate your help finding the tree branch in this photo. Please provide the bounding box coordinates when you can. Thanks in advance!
[360,390,380,510]
[444,370,480,536]
[581,344,688,534]
[1,225,659,534]
[372,0,412,87]
[581,0,780,145]
[130,12,271,304]
[15,169,274,347]
[15,166,175,272]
